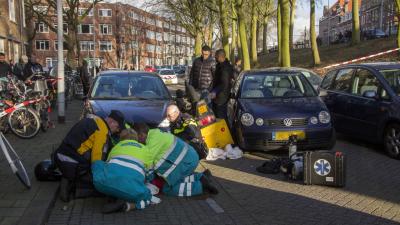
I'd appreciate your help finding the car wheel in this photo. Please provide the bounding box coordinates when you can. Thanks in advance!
[384,123,400,159]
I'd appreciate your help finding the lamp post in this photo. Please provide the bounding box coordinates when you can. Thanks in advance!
[56,0,65,123]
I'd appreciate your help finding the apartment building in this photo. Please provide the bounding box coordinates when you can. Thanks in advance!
[319,0,396,46]
[0,0,27,63]
[32,1,195,70]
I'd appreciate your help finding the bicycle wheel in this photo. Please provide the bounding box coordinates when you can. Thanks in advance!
[0,132,31,189]
[8,107,40,139]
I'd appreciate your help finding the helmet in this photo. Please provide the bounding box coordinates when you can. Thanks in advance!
[34,159,62,181]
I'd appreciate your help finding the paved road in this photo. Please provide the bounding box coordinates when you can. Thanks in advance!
[44,82,400,225]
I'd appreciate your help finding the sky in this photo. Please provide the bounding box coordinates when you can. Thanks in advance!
[107,0,333,45]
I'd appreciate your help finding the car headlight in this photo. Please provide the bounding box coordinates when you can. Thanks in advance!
[310,116,318,124]
[319,111,331,124]
[255,118,264,126]
[241,113,254,126]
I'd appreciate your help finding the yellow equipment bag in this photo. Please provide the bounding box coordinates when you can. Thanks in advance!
[200,119,234,149]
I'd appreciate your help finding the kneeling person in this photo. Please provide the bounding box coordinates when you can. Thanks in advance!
[92,129,158,213]
[134,123,218,197]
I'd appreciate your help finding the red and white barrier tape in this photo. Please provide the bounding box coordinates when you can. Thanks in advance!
[322,47,400,70]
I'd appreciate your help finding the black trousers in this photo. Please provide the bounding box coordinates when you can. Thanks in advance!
[213,102,228,120]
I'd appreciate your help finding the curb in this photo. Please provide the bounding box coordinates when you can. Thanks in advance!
[17,183,59,225]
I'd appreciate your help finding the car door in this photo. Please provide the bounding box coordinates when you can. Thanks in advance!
[345,68,390,139]
[324,68,355,134]
[227,73,244,128]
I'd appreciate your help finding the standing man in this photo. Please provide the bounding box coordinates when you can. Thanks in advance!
[13,56,28,81]
[188,45,216,104]
[211,49,233,120]
[23,54,43,80]
[79,60,91,96]
[53,110,126,202]
[134,123,218,197]
[0,53,12,78]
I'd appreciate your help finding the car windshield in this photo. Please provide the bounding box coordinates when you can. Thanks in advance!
[159,70,174,75]
[90,74,170,100]
[240,73,316,99]
[379,69,400,95]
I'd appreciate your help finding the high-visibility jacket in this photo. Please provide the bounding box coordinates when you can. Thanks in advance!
[145,129,174,164]
[170,113,201,142]
[107,139,154,170]
[56,116,111,165]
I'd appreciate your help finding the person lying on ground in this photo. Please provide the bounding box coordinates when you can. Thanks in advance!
[133,123,218,197]
[92,128,161,214]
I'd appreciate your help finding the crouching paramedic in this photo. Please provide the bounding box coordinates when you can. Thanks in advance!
[53,110,125,202]
[92,129,160,214]
[166,104,207,159]
[133,123,218,197]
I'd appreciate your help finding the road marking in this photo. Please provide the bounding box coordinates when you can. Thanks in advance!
[205,198,224,213]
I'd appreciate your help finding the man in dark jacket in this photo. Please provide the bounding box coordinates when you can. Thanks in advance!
[0,53,12,78]
[211,49,233,120]
[79,60,90,95]
[23,54,43,80]
[188,45,216,104]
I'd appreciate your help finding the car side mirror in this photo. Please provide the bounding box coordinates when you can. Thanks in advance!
[362,90,378,99]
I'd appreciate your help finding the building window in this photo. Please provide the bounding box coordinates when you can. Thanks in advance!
[54,23,68,34]
[129,41,138,48]
[156,46,162,54]
[156,20,163,27]
[156,32,162,41]
[37,23,49,33]
[0,39,4,53]
[99,9,112,17]
[36,40,50,50]
[99,41,112,51]
[78,24,94,34]
[78,8,93,16]
[45,58,53,68]
[54,41,67,50]
[163,22,170,29]
[164,33,169,41]
[100,24,112,35]
[9,0,16,22]
[13,43,19,63]
[33,5,48,13]
[146,44,155,52]
[147,18,155,25]
[146,30,155,39]
[80,41,95,51]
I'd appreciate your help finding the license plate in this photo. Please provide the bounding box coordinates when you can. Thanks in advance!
[164,79,172,84]
[198,105,207,114]
[272,130,305,141]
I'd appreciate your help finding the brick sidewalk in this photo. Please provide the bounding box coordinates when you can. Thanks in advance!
[0,100,82,225]
[45,135,400,225]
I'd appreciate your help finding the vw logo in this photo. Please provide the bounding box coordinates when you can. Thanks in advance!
[283,118,292,127]
[314,159,331,176]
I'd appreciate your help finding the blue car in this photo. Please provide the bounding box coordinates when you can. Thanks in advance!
[82,71,172,127]
[320,63,400,159]
[228,68,335,151]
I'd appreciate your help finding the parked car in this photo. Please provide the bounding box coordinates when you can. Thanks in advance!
[157,69,178,85]
[227,67,335,151]
[82,71,172,127]
[173,65,186,77]
[363,29,388,40]
[319,63,400,159]
[144,65,156,72]
[291,67,322,91]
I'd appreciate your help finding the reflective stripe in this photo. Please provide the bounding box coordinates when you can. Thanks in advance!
[140,200,145,209]
[109,159,145,177]
[57,153,78,163]
[154,138,178,170]
[189,175,194,182]
[178,183,185,197]
[161,145,188,178]
[184,176,189,183]
[186,183,192,196]
[112,155,144,168]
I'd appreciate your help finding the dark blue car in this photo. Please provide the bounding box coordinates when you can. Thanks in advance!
[228,68,335,151]
[82,71,172,127]
[320,63,400,159]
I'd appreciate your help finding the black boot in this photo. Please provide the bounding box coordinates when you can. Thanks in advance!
[102,199,127,214]
[200,175,219,195]
[60,177,72,202]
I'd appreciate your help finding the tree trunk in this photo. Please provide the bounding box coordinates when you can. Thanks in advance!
[231,18,237,64]
[194,32,202,57]
[66,30,78,69]
[262,16,269,54]
[237,0,250,70]
[277,2,282,65]
[218,0,230,58]
[251,0,258,66]
[280,0,290,67]
[208,21,213,48]
[352,0,360,45]
[289,0,296,50]
[310,0,320,65]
